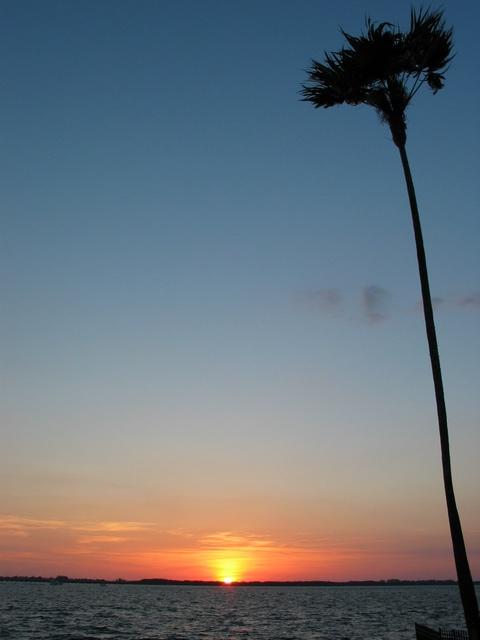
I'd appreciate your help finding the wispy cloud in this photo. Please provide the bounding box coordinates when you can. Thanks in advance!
[457,292,480,308]
[73,521,154,533]
[201,531,274,550]
[164,528,195,539]
[362,285,390,323]
[77,535,129,544]
[0,516,155,538]
[0,516,67,534]
[415,291,480,313]
[296,284,480,323]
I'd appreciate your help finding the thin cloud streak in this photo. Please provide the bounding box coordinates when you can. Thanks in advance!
[362,286,390,324]
[295,286,480,322]
[73,522,155,533]
[415,291,480,313]
[200,531,275,550]
[0,516,67,532]
[77,536,129,544]
[457,292,480,308]
[0,516,155,536]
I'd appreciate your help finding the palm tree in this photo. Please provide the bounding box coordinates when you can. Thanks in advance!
[302,8,479,639]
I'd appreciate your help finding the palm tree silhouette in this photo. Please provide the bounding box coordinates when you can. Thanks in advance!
[302,8,479,639]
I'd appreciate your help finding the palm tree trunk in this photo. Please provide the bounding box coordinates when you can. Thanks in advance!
[398,143,480,640]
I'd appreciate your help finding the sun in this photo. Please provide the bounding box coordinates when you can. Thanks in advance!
[212,556,245,583]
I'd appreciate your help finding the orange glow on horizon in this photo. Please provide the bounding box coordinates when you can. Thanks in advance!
[0,516,473,582]
[212,556,245,583]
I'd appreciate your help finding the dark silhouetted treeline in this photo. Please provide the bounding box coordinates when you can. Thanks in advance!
[2,575,474,587]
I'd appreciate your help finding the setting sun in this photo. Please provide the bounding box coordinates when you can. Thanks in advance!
[211,556,245,583]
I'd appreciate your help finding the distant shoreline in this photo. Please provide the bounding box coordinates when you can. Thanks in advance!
[2,576,478,587]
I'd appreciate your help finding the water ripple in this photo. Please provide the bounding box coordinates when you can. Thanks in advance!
[0,583,476,640]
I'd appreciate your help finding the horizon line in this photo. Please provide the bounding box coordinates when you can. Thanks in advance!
[2,576,478,586]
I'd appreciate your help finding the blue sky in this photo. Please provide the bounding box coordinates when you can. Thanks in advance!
[1,0,479,579]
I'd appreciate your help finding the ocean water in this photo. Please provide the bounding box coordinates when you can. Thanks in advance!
[0,582,476,640]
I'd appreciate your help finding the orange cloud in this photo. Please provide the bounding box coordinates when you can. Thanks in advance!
[76,536,129,544]
[200,531,274,550]
[0,516,67,534]
[72,521,154,533]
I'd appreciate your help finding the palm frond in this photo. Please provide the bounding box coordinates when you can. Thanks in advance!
[302,7,453,145]
[405,7,454,73]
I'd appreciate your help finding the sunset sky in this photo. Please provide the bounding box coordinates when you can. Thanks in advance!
[2,0,479,582]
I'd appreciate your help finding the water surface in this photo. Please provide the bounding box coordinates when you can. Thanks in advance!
[1,582,475,640]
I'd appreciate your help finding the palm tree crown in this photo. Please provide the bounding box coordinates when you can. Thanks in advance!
[301,8,453,147]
